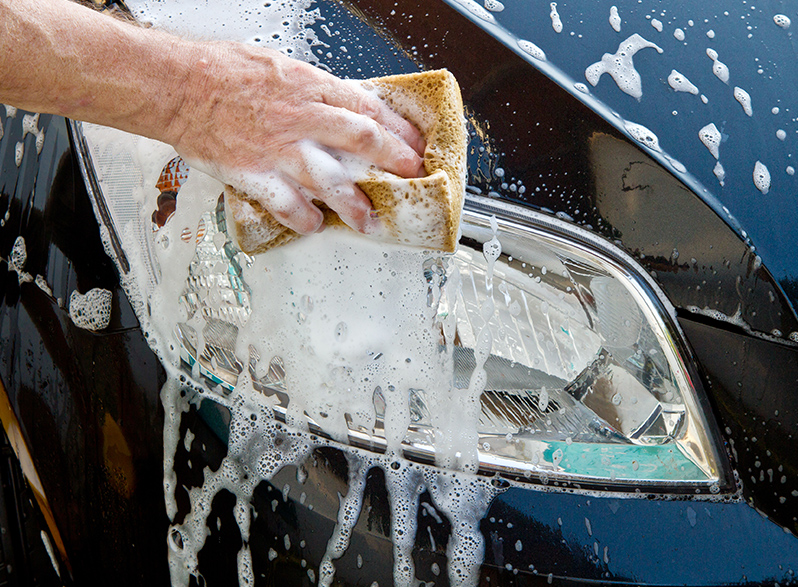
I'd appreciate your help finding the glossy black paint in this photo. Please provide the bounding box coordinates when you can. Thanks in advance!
[0,113,168,583]
[0,0,797,585]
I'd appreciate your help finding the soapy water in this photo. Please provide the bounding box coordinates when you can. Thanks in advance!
[753,161,771,195]
[699,123,721,160]
[157,211,504,586]
[68,288,113,331]
[705,48,730,84]
[84,0,508,578]
[609,6,621,33]
[584,34,663,100]
[5,236,33,285]
[549,2,562,34]
[83,106,508,584]
[733,87,753,117]
[667,70,699,95]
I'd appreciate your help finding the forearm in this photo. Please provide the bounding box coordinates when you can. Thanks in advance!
[0,0,199,144]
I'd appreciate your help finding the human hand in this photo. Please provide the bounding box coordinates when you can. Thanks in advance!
[165,42,426,235]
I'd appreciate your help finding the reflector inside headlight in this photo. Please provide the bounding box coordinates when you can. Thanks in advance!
[74,124,726,492]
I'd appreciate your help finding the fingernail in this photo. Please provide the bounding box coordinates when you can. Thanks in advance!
[415,136,427,155]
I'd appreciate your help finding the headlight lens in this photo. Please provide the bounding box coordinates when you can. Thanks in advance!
[73,122,727,493]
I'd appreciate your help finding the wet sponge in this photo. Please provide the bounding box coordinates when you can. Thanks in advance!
[225,69,467,254]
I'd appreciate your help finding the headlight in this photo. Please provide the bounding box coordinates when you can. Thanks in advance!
[72,122,728,494]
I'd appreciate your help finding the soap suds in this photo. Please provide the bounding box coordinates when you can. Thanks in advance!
[753,161,771,194]
[35,274,53,297]
[668,70,699,95]
[517,39,546,61]
[483,0,504,12]
[673,28,685,41]
[69,288,112,331]
[452,0,496,23]
[609,6,621,32]
[585,34,663,100]
[773,14,791,29]
[733,87,753,117]
[706,48,730,84]
[6,236,33,284]
[713,161,726,186]
[22,112,45,155]
[776,129,786,141]
[651,18,663,32]
[549,2,563,33]
[623,121,661,151]
[698,123,721,159]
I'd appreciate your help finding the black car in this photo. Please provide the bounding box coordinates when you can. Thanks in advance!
[1,0,798,585]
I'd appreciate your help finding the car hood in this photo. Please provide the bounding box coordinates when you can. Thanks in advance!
[444,0,798,309]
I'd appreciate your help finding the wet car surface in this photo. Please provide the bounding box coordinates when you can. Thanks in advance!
[1,0,798,585]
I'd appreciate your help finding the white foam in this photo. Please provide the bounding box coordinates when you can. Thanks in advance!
[787,166,795,176]
[4,105,16,118]
[585,34,663,100]
[706,48,730,84]
[35,275,53,297]
[9,236,26,270]
[733,87,753,117]
[93,127,505,585]
[651,18,663,32]
[698,123,721,159]
[668,70,699,95]
[753,161,771,194]
[674,28,685,41]
[773,14,791,29]
[549,2,563,33]
[517,39,546,61]
[14,142,23,167]
[6,236,32,284]
[713,161,726,186]
[451,0,496,23]
[484,0,504,12]
[69,288,112,331]
[22,113,45,155]
[623,121,661,151]
[777,129,787,141]
[706,30,715,38]
[609,6,621,32]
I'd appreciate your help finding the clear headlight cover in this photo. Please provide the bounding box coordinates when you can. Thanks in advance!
[73,123,728,493]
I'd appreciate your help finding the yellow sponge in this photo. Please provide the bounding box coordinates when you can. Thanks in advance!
[225,69,467,254]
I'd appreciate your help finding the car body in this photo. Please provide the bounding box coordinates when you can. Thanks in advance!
[1,0,797,585]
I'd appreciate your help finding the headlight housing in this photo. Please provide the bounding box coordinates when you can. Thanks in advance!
[72,122,729,494]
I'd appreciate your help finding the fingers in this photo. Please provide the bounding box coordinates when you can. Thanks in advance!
[308,104,426,179]
[236,172,324,235]
[280,143,378,234]
[322,80,427,156]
